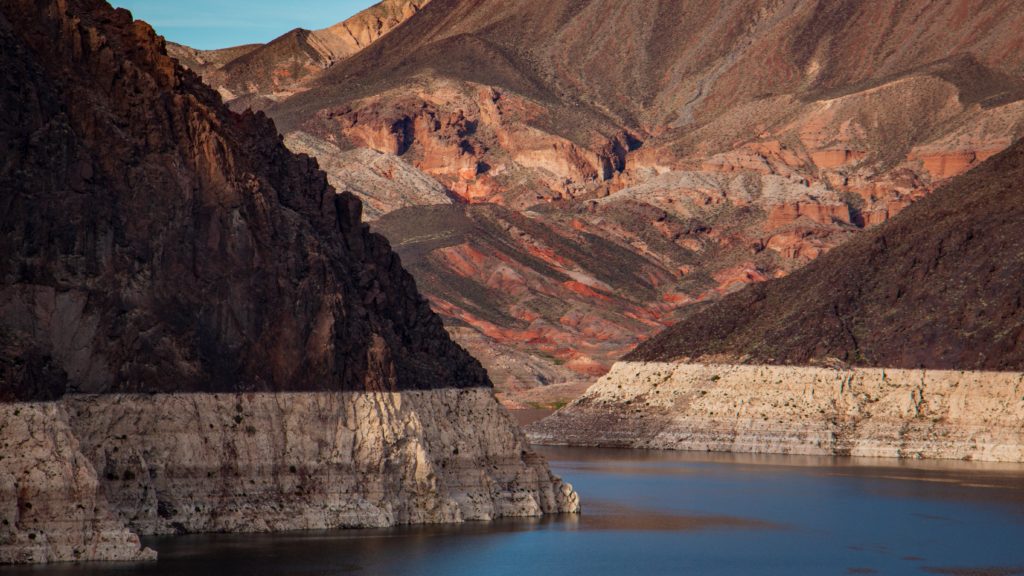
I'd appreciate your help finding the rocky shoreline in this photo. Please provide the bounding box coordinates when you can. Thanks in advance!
[527,363,1024,463]
[1,389,578,565]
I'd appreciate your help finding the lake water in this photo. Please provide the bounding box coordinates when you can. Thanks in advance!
[18,447,1024,575]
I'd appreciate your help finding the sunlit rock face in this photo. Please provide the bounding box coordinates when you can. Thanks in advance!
[166,0,431,107]
[2,390,577,564]
[528,140,1024,458]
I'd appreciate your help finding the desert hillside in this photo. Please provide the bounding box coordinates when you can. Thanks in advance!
[174,0,1024,404]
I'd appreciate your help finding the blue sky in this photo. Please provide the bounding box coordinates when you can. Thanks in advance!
[111,1,379,49]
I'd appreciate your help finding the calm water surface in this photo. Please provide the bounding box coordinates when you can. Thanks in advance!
[19,447,1024,575]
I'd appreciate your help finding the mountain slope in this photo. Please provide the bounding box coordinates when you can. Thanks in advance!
[168,0,430,108]
[629,138,1024,370]
[247,0,1024,404]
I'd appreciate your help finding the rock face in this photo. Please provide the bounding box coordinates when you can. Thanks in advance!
[0,403,156,564]
[627,139,1024,371]
[223,0,1024,404]
[368,177,854,404]
[527,363,1024,463]
[3,389,576,563]
[528,107,1024,461]
[284,132,455,221]
[0,0,576,565]
[0,0,483,399]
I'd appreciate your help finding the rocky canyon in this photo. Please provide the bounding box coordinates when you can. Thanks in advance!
[161,0,1024,406]
[5,0,1024,563]
[0,0,576,565]
[528,126,1024,459]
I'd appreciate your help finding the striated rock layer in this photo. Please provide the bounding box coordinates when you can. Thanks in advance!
[0,0,576,565]
[251,0,1024,402]
[527,363,1024,463]
[3,390,577,563]
[627,131,1024,371]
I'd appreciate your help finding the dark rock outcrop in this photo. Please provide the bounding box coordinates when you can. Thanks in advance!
[0,0,488,400]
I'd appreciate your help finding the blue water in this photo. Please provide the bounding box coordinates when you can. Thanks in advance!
[19,447,1024,575]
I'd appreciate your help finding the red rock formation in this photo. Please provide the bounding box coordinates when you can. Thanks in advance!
[629,139,1024,370]
[166,0,1024,404]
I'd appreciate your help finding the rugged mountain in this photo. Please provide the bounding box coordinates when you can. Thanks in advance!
[628,138,1024,370]
[371,177,858,402]
[168,0,430,108]
[528,142,1024,458]
[249,0,1024,405]
[0,0,479,400]
[0,0,575,565]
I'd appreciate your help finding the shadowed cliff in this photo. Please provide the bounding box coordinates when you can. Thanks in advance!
[0,0,490,400]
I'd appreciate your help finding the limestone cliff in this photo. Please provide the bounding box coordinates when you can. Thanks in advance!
[4,390,576,564]
[0,0,576,565]
[527,363,1024,463]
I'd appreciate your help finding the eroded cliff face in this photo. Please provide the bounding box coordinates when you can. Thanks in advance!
[0,403,156,564]
[0,0,576,565]
[528,363,1024,463]
[3,390,577,563]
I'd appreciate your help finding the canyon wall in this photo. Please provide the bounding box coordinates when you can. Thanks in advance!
[258,0,1024,404]
[0,0,575,565]
[527,363,1024,463]
[2,390,576,564]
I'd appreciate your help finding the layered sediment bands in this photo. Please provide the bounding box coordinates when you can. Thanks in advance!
[371,173,858,404]
[627,139,1024,370]
[527,363,1024,463]
[2,390,577,563]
